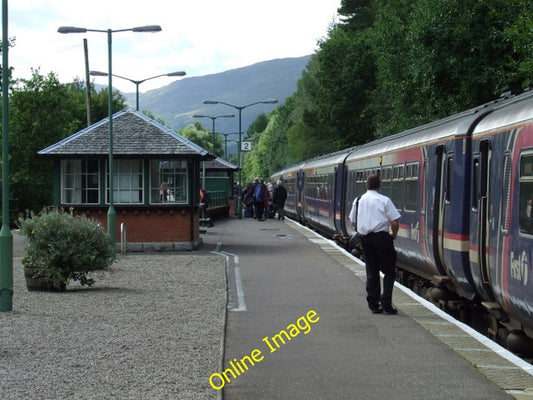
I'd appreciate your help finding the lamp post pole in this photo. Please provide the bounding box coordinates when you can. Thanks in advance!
[58,25,161,247]
[0,0,12,311]
[202,99,277,219]
[90,70,186,111]
[220,132,239,160]
[193,114,235,153]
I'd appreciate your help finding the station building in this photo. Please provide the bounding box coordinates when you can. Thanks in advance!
[38,109,216,251]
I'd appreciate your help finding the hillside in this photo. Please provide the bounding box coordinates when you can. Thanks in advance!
[123,55,312,134]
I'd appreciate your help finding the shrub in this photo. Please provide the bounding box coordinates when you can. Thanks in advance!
[19,208,115,287]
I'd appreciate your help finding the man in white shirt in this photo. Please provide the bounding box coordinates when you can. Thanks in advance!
[349,174,401,314]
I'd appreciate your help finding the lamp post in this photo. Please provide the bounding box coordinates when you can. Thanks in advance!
[0,0,12,311]
[58,25,162,247]
[90,70,186,111]
[202,99,278,219]
[193,114,235,152]
[220,132,239,160]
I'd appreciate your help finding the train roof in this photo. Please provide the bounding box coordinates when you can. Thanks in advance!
[347,101,503,161]
[473,89,533,136]
[277,161,306,176]
[302,146,358,170]
[271,89,533,178]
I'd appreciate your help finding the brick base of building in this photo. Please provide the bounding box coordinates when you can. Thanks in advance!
[79,207,202,250]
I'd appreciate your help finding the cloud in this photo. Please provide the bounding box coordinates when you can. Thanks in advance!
[8,0,339,92]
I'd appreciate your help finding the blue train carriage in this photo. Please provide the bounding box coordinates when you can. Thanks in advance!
[344,101,501,302]
[469,90,533,344]
[300,150,353,237]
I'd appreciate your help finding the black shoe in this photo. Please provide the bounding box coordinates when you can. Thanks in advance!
[369,306,382,314]
[379,306,398,315]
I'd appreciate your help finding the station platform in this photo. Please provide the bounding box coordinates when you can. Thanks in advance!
[199,217,533,400]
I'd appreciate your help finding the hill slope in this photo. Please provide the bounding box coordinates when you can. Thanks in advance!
[124,55,311,134]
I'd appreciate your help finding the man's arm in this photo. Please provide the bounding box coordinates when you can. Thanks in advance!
[390,219,399,239]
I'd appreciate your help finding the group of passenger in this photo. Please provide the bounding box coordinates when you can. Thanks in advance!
[242,178,287,221]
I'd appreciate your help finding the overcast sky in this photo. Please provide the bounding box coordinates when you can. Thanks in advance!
[8,1,341,93]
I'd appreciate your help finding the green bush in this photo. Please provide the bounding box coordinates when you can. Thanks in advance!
[19,208,115,287]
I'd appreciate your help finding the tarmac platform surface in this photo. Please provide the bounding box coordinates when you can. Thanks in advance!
[200,217,533,400]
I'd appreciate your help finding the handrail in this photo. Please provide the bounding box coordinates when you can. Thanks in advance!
[120,222,127,255]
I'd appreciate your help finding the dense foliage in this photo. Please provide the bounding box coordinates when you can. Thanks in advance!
[19,208,115,287]
[179,121,225,157]
[243,0,533,182]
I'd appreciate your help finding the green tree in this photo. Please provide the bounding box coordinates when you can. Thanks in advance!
[179,121,223,155]
[314,26,376,148]
[503,0,533,88]
[372,0,531,135]
[8,70,127,212]
[9,71,86,211]
[338,0,377,31]
[370,0,417,136]
[90,85,128,124]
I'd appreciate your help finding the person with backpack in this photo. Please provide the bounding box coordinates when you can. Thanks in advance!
[200,187,214,227]
[253,178,267,221]
[242,181,256,218]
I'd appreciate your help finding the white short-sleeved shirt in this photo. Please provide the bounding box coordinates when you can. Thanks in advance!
[350,190,401,235]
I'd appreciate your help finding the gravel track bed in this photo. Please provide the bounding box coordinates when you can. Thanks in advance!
[0,254,226,400]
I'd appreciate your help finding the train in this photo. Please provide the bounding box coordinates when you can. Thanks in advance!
[271,89,533,355]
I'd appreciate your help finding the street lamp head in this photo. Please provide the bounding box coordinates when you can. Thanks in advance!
[58,26,88,34]
[264,98,278,104]
[168,71,186,77]
[132,25,162,32]
[59,25,161,34]
[193,113,235,119]
[203,100,219,105]
[89,70,108,77]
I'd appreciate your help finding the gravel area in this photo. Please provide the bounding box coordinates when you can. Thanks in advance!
[0,254,226,400]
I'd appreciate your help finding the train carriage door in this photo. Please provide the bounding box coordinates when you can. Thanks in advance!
[473,140,495,299]
[432,145,447,274]
[297,169,305,220]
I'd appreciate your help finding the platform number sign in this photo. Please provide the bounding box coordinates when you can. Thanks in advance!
[241,141,252,152]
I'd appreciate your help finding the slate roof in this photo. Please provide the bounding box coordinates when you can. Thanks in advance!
[38,109,215,159]
[204,157,238,171]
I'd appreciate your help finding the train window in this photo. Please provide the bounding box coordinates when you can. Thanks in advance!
[382,167,393,199]
[405,162,419,211]
[472,158,479,212]
[502,154,511,233]
[519,153,533,234]
[390,165,403,208]
[445,157,453,203]
[355,170,366,197]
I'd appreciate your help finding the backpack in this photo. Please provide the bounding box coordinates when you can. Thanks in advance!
[243,189,254,206]
[254,183,266,202]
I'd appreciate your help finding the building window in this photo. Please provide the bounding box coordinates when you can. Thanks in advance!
[150,160,188,204]
[107,160,143,204]
[61,159,99,204]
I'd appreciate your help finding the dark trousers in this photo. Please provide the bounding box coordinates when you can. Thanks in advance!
[254,201,265,219]
[274,203,285,220]
[361,231,397,308]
